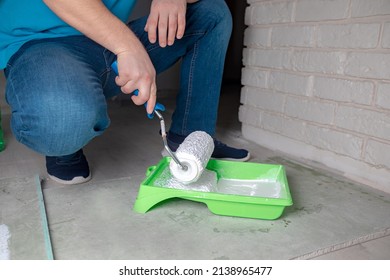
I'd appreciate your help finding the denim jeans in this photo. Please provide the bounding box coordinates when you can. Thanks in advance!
[4,0,232,156]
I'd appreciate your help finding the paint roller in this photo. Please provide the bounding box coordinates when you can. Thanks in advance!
[111,61,214,184]
[169,131,214,184]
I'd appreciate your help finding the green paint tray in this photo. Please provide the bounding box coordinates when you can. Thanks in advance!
[133,157,293,220]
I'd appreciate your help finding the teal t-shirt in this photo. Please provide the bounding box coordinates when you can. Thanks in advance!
[0,0,137,69]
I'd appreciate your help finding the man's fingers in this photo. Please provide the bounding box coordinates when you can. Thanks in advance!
[158,13,168,47]
[115,75,126,87]
[146,0,187,46]
[115,76,138,95]
[167,13,178,46]
[115,76,136,92]
[176,12,186,39]
[146,83,157,114]
[130,81,157,115]
[145,13,158,44]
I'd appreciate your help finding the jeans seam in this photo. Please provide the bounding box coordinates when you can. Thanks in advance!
[101,48,112,89]
[182,39,199,134]
[6,75,27,144]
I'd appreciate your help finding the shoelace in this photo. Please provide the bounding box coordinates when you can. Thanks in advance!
[213,139,227,148]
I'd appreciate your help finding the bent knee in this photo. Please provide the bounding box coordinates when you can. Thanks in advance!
[193,0,232,35]
[11,105,110,156]
[214,0,233,25]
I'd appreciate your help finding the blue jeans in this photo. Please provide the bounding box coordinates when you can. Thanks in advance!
[4,0,232,157]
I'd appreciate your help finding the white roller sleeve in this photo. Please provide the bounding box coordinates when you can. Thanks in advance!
[169,131,214,184]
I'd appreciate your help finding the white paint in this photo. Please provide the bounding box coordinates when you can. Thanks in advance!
[155,167,217,192]
[0,224,11,260]
[170,131,214,184]
[215,178,283,199]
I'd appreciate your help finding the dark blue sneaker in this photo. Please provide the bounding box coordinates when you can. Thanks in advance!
[46,149,91,185]
[166,131,250,162]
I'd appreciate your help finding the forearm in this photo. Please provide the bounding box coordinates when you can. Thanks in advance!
[43,0,157,113]
[43,0,141,55]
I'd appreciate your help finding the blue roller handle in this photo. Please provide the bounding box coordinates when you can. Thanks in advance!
[111,61,165,119]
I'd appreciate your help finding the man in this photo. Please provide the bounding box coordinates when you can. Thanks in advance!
[0,0,250,185]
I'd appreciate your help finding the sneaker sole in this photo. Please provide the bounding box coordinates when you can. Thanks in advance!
[48,173,92,185]
[211,152,251,162]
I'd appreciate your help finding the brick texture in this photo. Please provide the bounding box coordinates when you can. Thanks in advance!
[241,0,390,191]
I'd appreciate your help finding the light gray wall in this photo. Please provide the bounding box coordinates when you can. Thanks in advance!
[240,0,390,192]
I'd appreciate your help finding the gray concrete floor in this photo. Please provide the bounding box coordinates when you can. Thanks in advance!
[1,84,390,259]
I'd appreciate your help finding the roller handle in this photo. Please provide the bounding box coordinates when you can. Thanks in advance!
[111,61,165,119]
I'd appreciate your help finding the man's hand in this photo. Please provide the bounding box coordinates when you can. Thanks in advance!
[114,48,157,114]
[43,0,158,114]
[144,0,188,47]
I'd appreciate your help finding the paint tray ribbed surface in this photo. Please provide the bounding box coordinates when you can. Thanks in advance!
[133,157,293,220]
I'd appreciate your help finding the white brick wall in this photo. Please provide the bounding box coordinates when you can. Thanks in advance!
[377,83,390,110]
[313,76,374,104]
[317,23,381,49]
[351,0,390,18]
[241,0,390,192]
[382,22,390,48]
[345,52,390,79]
[295,0,350,21]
